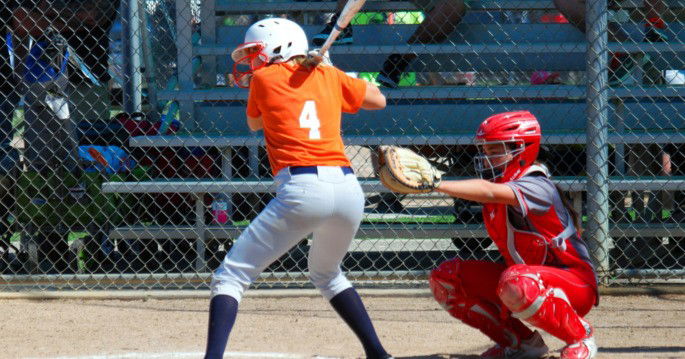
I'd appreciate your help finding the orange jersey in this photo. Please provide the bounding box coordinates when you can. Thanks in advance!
[246,62,367,175]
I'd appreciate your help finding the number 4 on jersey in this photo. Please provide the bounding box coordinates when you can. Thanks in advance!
[299,100,321,139]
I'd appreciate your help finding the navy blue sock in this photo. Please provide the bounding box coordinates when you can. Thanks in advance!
[205,295,239,359]
[329,288,390,359]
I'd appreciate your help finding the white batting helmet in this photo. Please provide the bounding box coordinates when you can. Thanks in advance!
[231,18,309,64]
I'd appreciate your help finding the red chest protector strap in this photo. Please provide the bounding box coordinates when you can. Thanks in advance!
[505,166,577,265]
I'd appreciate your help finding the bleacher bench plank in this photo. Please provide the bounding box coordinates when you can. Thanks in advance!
[215,23,681,47]
[182,99,594,135]
[159,86,685,135]
[216,24,590,46]
[201,42,685,73]
[215,0,685,13]
[207,24,685,72]
[130,131,685,147]
[159,86,685,102]
[216,0,558,13]
[102,178,685,194]
[106,225,483,241]
[108,223,685,241]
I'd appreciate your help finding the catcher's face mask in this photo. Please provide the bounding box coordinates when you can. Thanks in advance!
[474,141,524,182]
[231,43,269,88]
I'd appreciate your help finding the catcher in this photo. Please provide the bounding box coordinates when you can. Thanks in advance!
[378,111,598,359]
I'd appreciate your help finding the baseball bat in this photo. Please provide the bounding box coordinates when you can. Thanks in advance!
[88,147,111,172]
[305,0,366,65]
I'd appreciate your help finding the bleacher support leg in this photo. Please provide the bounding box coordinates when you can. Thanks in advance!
[194,193,207,272]
[221,147,234,222]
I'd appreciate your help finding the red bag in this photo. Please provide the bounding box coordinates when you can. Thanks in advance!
[152,148,221,225]
[114,112,180,137]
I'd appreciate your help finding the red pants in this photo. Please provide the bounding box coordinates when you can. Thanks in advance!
[429,260,597,346]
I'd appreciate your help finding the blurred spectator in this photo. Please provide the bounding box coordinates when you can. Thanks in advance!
[530,70,562,85]
[11,0,120,273]
[554,0,669,85]
[624,144,670,222]
[554,0,671,225]
[0,2,21,258]
[378,0,467,88]
[312,0,355,46]
[421,71,475,86]
[663,144,685,222]
[313,0,467,88]
[529,12,568,85]
[12,0,120,171]
[13,0,120,126]
[1,1,20,164]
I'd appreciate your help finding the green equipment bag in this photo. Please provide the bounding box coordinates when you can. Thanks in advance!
[16,170,129,228]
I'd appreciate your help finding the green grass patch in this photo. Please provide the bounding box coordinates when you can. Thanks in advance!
[9,231,89,244]
[9,232,20,243]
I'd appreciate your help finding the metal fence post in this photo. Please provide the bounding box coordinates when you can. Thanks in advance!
[122,0,143,113]
[200,0,217,88]
[140,0,159,121]
[586,0,611,281]
[176,0,195,131]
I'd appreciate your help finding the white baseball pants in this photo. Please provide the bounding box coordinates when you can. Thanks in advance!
[210,165,365,301]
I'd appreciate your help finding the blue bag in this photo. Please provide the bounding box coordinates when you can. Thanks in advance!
[23,40,69,83]
[79,145,136,174]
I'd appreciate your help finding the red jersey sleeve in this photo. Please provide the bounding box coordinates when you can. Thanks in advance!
[336,69,367,114]
[246,73,263,118]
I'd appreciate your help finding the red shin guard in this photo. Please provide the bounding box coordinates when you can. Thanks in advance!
[430,261,525,347]
[497,267,588,344]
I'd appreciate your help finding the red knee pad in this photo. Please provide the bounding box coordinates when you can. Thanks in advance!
[497,265,587,343]
[497,265,544,313]
[429,259,463,311]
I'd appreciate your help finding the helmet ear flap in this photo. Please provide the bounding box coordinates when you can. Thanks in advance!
[231,51,268,88]
[240,18,308,64]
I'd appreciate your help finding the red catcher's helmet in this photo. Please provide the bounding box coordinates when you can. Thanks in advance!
[474,111,541,183]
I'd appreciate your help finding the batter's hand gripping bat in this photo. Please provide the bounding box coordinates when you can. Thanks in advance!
[304,0,366,66]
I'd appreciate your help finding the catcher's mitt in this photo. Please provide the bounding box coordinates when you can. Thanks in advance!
[377,146,443,194]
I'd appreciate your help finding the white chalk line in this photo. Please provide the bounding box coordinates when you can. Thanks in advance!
[32,351,341,359]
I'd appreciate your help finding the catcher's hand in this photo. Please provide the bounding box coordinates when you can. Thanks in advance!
[377,146,443,194]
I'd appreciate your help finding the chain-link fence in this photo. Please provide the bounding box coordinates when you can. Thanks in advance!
[0,0,684,291]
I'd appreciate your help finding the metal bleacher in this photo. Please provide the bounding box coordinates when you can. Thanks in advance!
[103,0,685,271]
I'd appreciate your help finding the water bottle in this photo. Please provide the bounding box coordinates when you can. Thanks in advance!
[211,199,229,224]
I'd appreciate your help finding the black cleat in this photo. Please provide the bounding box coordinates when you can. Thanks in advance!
[377,53,413,88]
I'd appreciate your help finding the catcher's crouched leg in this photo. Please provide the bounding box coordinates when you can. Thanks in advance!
[496,264,589,344]
[429,259,519,347]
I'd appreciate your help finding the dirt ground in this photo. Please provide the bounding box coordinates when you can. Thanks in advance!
[2,293,685,359]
